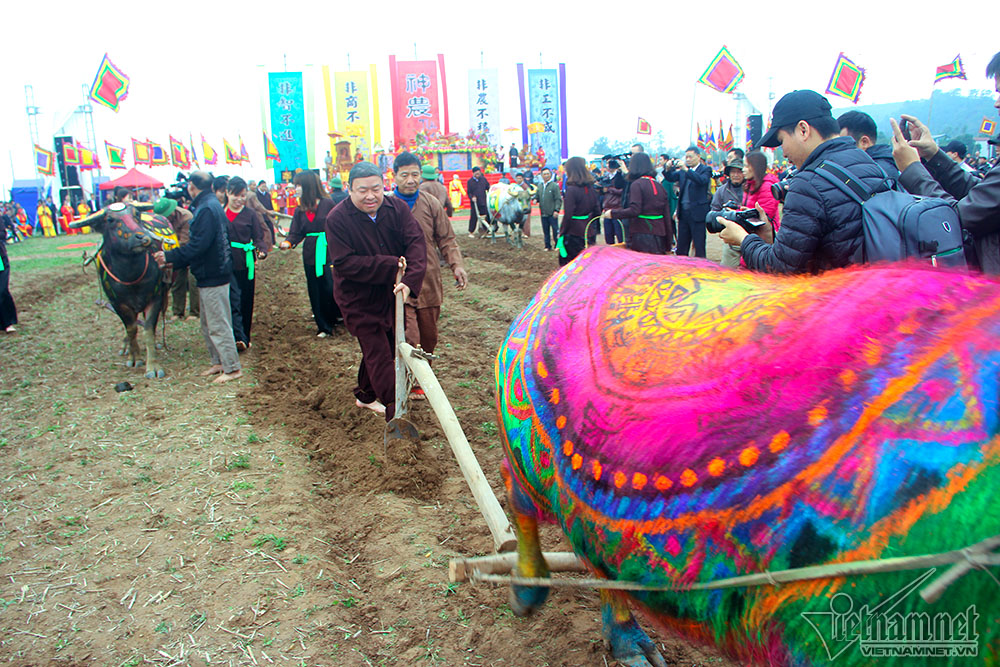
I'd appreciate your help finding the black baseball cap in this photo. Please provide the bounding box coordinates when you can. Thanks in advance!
[756,90,834,149]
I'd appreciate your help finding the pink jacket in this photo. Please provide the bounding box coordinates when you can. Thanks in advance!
[743,173,781,229]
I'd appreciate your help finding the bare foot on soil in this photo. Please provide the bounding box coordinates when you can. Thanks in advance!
[213,370,243,384]
[199,364,223,376]
[355,398,386,415]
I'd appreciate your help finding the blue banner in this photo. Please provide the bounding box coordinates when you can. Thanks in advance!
[527,69,560,169]
[268,72,308,182]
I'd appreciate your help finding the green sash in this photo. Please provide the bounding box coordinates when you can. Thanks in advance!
[638,214,663,232]
[230,241,255,280]
[0,252,4,272]
[555,236,567,258]
[306,232,327,277]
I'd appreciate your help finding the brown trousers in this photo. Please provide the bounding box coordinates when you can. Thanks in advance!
[404,305,441,354]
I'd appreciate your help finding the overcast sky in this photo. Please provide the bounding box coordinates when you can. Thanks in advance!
[2,0,996,194]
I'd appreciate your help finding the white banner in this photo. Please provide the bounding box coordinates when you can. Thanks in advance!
[467,69,500,144]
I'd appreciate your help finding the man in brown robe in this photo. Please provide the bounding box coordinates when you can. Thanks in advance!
[325,162,427,420]
[418,165,454,217]
[391,154,468,399]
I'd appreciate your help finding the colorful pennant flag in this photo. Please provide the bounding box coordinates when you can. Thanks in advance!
[169,136,190,169]
[934,55,966,84]
[201,135,217,166]
[636,117,652,135]
[149,141,168,166]
[826,52,866,104]
[77,143,99,170]
[696,123,706,152]
[698,46,744,94]
[238,136,250,164]
[263,132,280,161]
[707,126,717,152]
[105,141,127,169]
[62,142,80,166]
[34,145,55,176]
[224,139,241,165]
[981,117,997,136]
[88,53,131,112]
[721,125,735,152]
[132,138,151,166]
[189,133,200,167]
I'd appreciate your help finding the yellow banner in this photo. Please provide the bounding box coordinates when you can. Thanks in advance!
[333,71,371,161]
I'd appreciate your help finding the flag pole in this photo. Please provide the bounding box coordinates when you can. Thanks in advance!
[689,82,698,146]
[927,88,936,128]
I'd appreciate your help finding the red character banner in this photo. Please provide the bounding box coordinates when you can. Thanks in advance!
[390,59,442,147]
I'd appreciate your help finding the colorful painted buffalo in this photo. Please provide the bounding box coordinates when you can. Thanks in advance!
[496,246,1000,666]
[72,202,176,379]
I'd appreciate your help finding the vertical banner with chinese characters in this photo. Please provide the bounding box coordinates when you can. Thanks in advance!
[334,71,372,158]
[527,69,561,169]
[391,59,441,147]
[467,68,500,144]
[268,71,308,182]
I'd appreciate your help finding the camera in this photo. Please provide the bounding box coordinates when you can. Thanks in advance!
[771,177,793,203]
[706,200,762,233]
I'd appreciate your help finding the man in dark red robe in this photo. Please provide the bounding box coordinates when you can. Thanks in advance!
[325,162,427,420]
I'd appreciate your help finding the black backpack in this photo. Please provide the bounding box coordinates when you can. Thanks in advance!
[809,161,967,270]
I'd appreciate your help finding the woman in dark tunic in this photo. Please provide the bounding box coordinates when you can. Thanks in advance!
[557,157,601,266]
[224,177,270,350]
[605,152,673,254]
[281,171,342,337]
[0,224,17,332]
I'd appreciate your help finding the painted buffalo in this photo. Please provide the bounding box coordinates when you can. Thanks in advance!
[496,246,1000,666]
[72,202,174,379]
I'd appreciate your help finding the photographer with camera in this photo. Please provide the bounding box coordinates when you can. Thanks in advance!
[718,90,884,274]
[891,67,1000,272]
[707,160,746,268]
[663,147,712,258]
[603,153,672,255]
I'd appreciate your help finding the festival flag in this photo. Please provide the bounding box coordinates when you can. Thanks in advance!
[189,133,200,167]
[934,55,966,84]
[62,142,80,166]
[149,140,168,166]
[238,136,250,163]
[105,141,127,169]
[77,142,99,170]
[263,132,280,161]
[981,117,997,136]
[636,117,652,135]
[169,136,190,168]
[34,145,55,176]
[131,138,151,166]
[707,126,717,152]
[722,125,735,152]
[201,135,217,166]
[224,139,241,164]
[698,46,744,94]
[826,52,866,103]
[88,53,131,112]
[696,123,706,152]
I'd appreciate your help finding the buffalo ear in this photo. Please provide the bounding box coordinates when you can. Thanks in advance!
[69,210,105,229]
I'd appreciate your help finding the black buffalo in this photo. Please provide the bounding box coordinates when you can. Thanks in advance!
[71,202,173,378]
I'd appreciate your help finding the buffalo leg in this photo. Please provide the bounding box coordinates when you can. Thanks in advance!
[142,294,165,379]
[501,459,550,616]
[600,589,667,667]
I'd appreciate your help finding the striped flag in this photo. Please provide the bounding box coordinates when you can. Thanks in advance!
[698,46,744,94]
[105,141,127,169]
[263,132,281,161]
[934,55,966,84]
[34,145,55,175]
[88,53,130,112]
[826,53,866,103]
[224,139,241,165]
[202,135,218,166]
[981,117,997,136]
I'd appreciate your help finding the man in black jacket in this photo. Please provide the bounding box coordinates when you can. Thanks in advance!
[154,171,242,383]
[719,90,886,274]
[892,51,1000,274]
[466,167,489,237]
[663,147,712,257]
[837,110,899,181]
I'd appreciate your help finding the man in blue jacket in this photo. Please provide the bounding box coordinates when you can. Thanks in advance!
[719,90,886,274]
[663,147,712,257]
[837,110,899,181]
[154,171,242,383]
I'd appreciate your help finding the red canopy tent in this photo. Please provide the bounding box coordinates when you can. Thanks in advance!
[98,167,164,190]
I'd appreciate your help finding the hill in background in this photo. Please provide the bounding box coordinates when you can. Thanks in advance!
[852,88,996,148]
